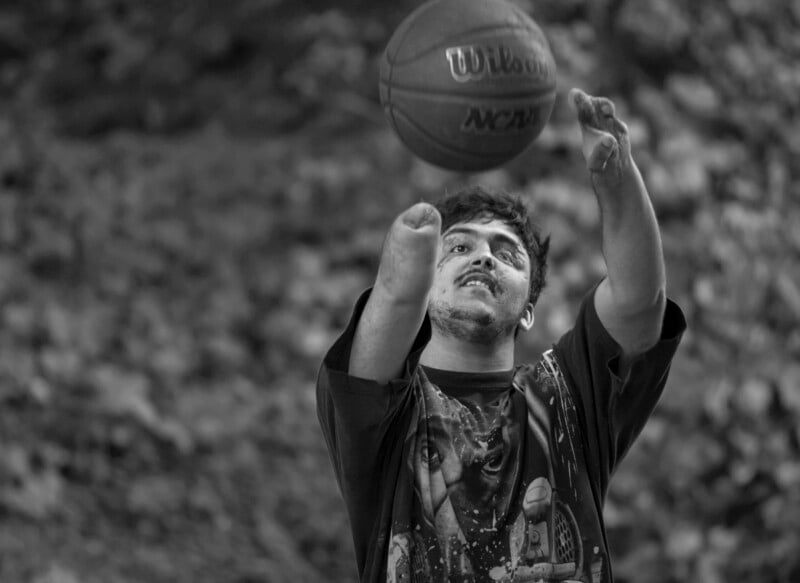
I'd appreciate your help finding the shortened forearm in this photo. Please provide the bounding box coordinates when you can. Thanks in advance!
[348,203,440,383]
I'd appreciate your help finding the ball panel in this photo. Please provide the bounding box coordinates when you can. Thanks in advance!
[384,87,555,142]
[384,89,555,171]
[386,104,512,171]
[383,28,556,96]
[379,80,556,103]
[380,22,556,111]
[389,22,547,67]
[385,0,543,65]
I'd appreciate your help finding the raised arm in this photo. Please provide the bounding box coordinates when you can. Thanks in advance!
[569,88,666,375]
[348,202,441,383]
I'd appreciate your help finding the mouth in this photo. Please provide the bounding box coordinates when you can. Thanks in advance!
[458,272,497,295]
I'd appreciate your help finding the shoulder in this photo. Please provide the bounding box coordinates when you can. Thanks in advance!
[513,351,571,401]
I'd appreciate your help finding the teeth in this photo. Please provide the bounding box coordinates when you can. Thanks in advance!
[465,280,490,289]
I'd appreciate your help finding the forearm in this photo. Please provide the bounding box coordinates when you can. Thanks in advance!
[569,87,667,363]
[594,162,666,313]
[348,203,440,383]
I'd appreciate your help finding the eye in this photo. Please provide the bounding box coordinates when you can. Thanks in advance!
[450,243,469,254]
[498,247,522,265]
[419,442,441,470]
[497,249,514,262]
[482,452,504,474]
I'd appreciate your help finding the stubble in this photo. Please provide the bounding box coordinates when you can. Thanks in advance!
[428,298,519,344]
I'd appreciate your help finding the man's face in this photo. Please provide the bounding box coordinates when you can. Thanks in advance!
[428,218,534,342]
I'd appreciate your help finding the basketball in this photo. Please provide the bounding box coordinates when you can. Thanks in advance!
[379,0,557,172]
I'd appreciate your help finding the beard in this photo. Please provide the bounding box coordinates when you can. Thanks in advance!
[428,297,522,344]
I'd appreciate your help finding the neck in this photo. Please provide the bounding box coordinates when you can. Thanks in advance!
[419,329,515,373]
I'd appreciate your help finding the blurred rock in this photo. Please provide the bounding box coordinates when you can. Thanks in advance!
[667,74,722,119]
[0,445,64,520]
[32,564,81,583]
[616,0,691,64]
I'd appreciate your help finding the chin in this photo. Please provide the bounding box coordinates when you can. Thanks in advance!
[451,303,496,325]
[429,297,519,342]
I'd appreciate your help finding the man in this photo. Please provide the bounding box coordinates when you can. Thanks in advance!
[317,88,686,582]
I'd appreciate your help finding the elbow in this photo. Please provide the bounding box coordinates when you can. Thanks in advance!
[641,285,667,313]
[611,283,666,319]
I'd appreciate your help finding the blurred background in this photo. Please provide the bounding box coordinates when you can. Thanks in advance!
[0,0,798,581]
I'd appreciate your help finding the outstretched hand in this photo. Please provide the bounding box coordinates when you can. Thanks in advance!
[568,88,635,193]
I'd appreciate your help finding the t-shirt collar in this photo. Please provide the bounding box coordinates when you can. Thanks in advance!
[420,365,515,392]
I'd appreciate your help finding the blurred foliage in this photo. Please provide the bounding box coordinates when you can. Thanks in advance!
[0,0,798,582]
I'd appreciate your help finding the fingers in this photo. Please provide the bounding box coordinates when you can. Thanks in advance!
[588,134,619,173]
[568,88,596,127]
[568,88,619,136]
[569,88,632,176]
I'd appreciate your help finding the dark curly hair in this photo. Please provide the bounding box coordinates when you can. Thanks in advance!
[434,185,550,306]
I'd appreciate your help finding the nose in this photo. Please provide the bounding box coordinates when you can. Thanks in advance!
[471,248,495,269]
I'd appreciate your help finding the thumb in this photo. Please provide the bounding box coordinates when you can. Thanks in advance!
[585,132,618,173]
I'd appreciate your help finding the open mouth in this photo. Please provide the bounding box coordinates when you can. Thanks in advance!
[459,272,496,294]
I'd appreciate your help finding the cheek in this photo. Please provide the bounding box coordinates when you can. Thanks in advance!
[436,253,457,272]
[428,276,449,299]
[435,247,453,270]
[502,276,532,307]
[433,262,458,290]
[499,271,529,293]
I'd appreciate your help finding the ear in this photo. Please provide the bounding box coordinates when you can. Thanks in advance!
[518,303,534,332]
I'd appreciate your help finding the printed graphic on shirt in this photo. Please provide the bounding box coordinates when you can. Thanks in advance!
[387,350,606,583]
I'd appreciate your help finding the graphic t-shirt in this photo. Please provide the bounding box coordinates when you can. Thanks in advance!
[316,286,686,582]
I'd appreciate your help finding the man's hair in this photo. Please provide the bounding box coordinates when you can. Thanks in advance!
[434,185,550,306]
